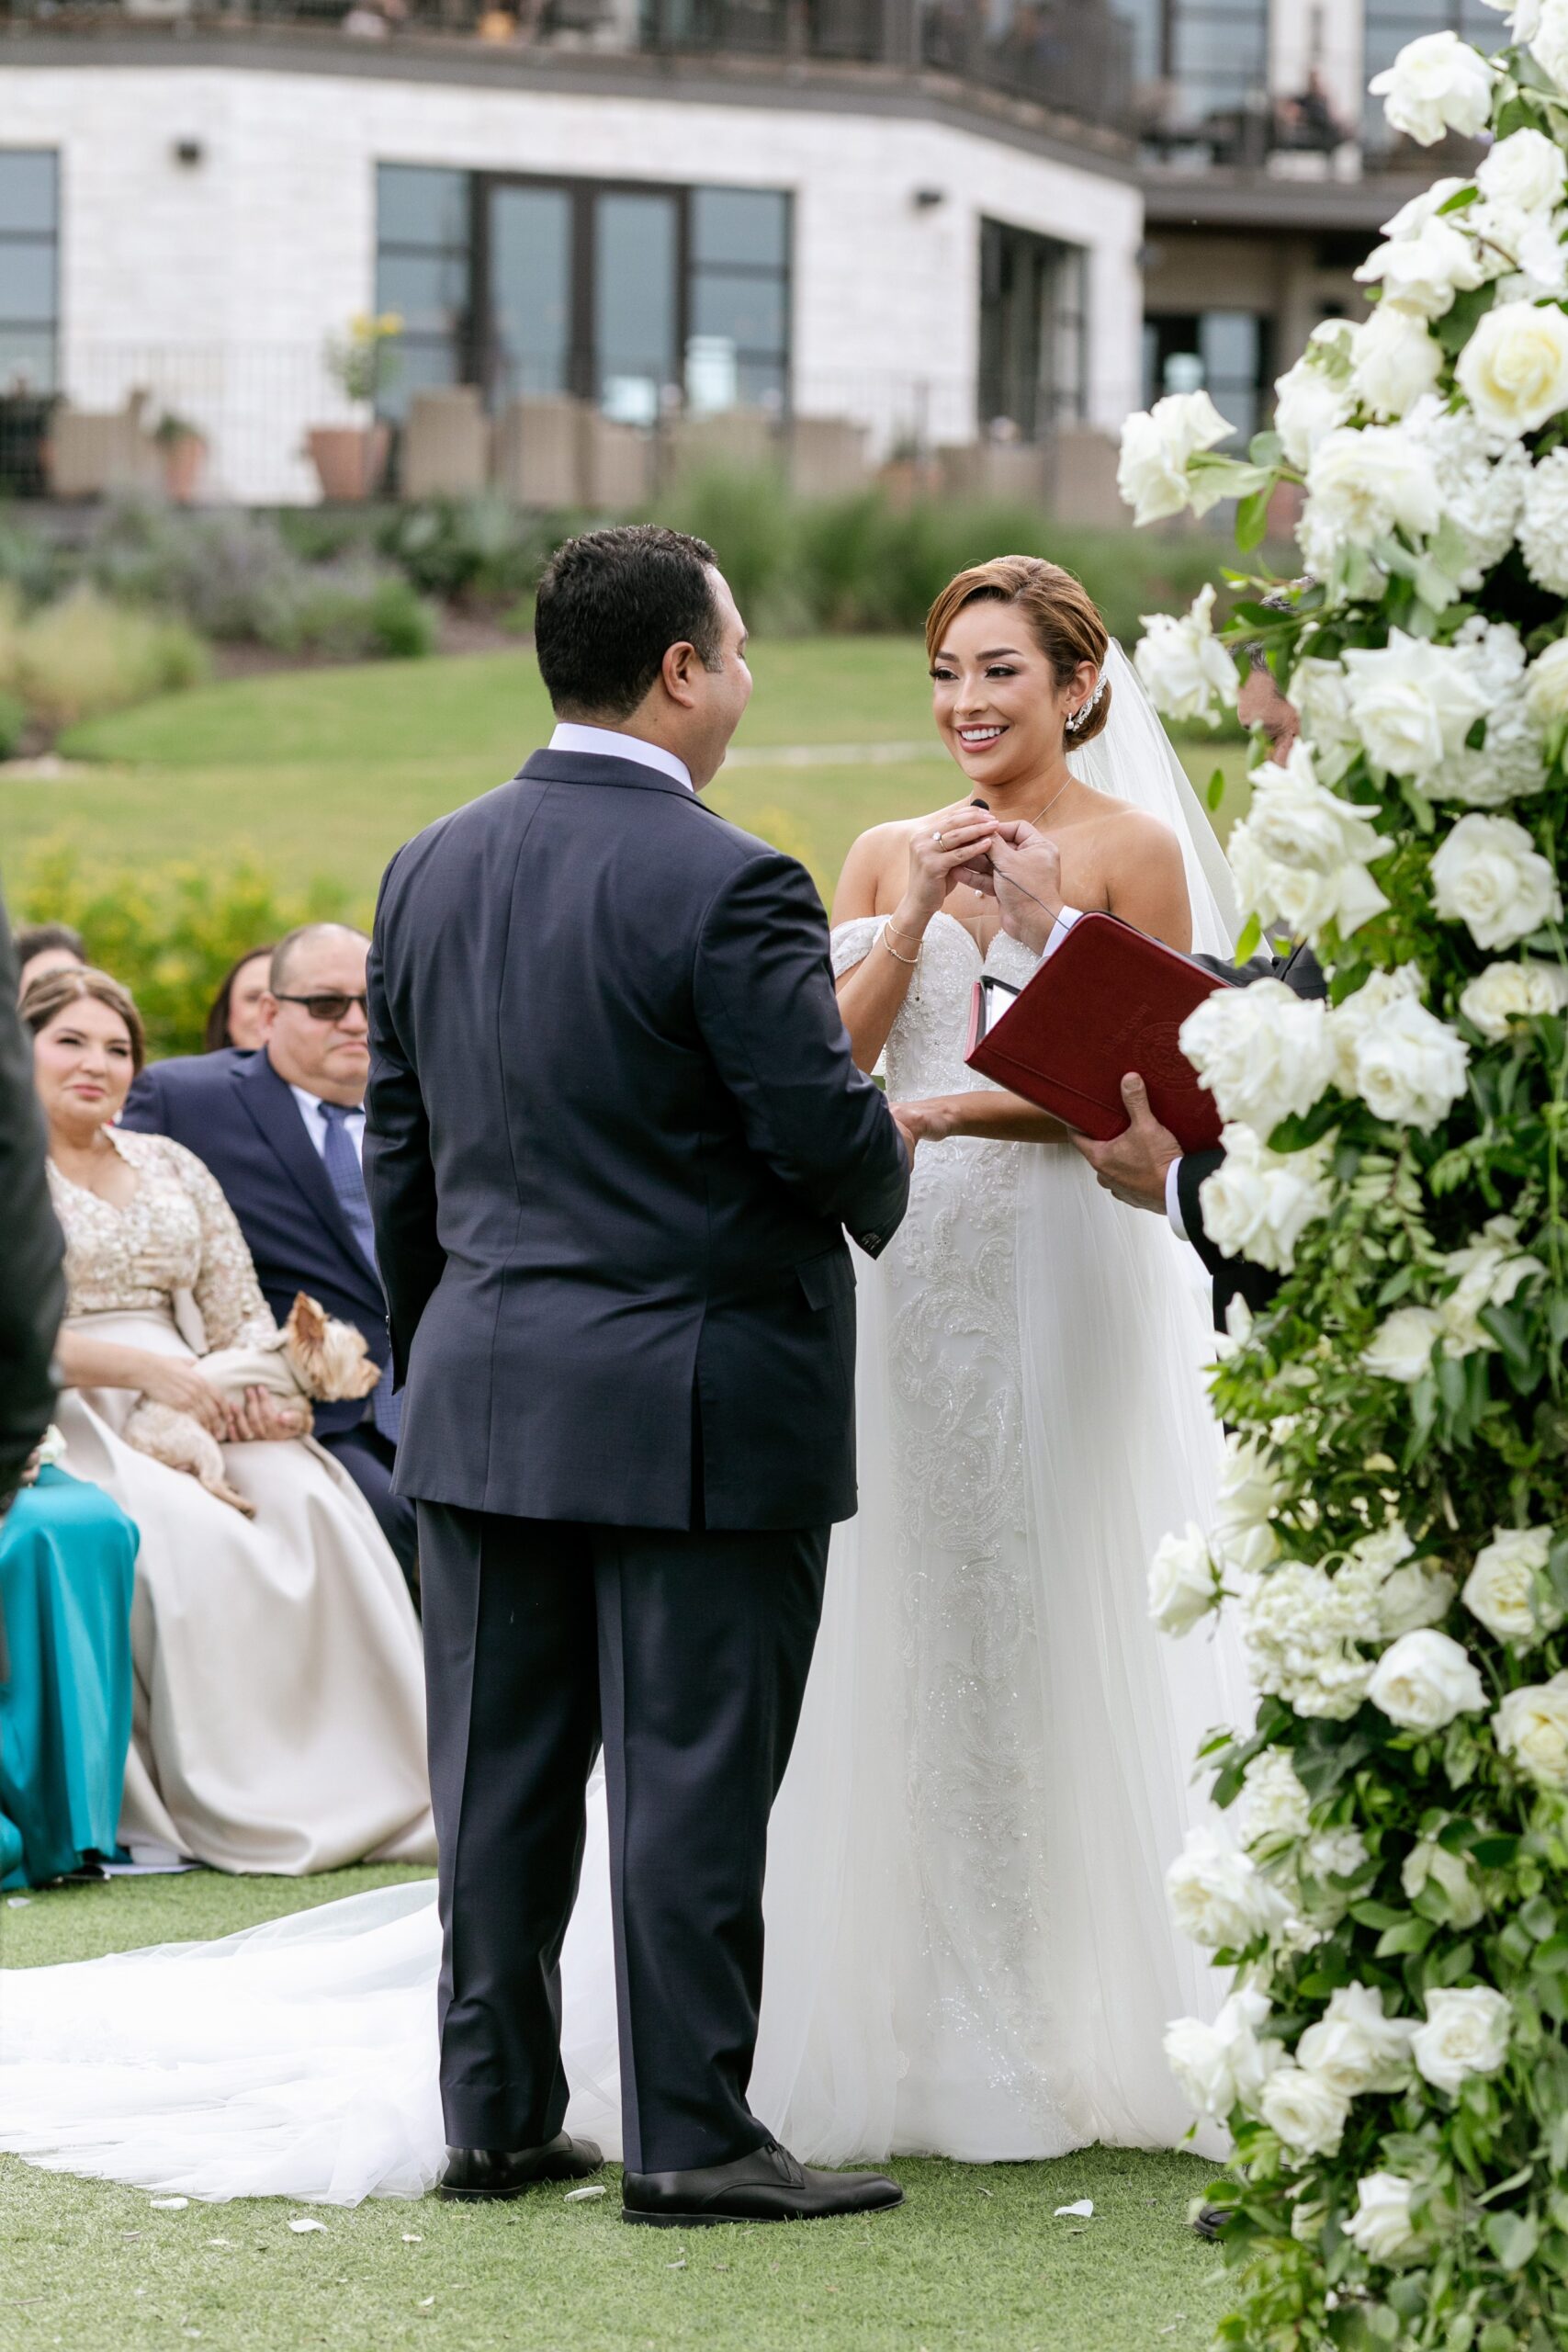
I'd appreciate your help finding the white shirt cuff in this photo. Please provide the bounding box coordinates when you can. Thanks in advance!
[1039,905,1082,963]
[1166,1156,1187,1240]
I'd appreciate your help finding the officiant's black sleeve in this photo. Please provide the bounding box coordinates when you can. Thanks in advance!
[0,893,65,1513]
[693,850,909,1259]
[366,859,446,1388]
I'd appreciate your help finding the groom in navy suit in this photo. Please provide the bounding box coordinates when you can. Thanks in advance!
[367,526,911,2226]
[120,925,417,1589]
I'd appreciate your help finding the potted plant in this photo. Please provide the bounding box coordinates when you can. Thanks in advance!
[153,410,207,504]
[307,312,402,502]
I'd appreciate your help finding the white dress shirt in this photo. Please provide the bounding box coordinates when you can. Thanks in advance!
[547,722,694,794]
[289,1084,366,1170]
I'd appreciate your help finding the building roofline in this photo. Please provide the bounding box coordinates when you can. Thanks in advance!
[0,28,1140,184]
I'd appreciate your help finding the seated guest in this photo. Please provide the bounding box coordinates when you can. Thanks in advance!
[121,924,416,1591]
[24,963,434,1875]
[203,944,275,1054]
[0,1448,137,1890]
[15,922,85,1003]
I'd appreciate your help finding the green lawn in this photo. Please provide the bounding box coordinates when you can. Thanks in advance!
[3,1869,1229,2352]
[4,639,1249,913]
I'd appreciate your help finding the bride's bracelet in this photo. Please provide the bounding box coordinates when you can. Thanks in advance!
[879,920,921,968]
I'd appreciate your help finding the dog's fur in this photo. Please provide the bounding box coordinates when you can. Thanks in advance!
[124,1293,381,1516]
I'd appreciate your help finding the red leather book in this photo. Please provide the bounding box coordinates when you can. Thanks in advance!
[964,910,1238,1150]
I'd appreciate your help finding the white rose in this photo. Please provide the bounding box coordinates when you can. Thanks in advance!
[1410,1984,1512,2095]
[1303,1825,1371,1893]
[1242,1561,1382,1720]
[1258,2063,1351,2158]
[1301,428,1443,575]
[1228,827,1390,942]
[1148,1522,1218,1636]
[1403,400,1532,593]
[1134,584,1238,725]
[1380,177,1473,243]
[1243,1747,1312,1845]
[1495,1670,1568,1785]
[1290,658,1361,785]
[1165,1986,1280,2121]
[1239,741,1385,874]
[1524,632,1568,725]
[1520,447,1568,594]
[1368,1627,1487,1732]
[1348,996,1471,1135]
[1356,218,1489,320]
[1199,1127,1334,1272]
[1350,304,1444,421]
[1179,981,1336,1139]
[1479,127,1568,214]
[1274,343,1356,470]
[1362,1304,1443,1385]
[1296,1983,1416,2096]
[1459,958,1568,1039]
[1403,1834,1486,1927]
[1166,1826,1289,1950]
[1213,1432,1285,1577]
[1117,390,1233,527]
[1376,1556,1460,1637]
[1457,300,1568,437]
[1462,1525,1562,1646]
[1341,631,1491,782]
[1346,2173,1424,2266]
[1370,30,1495,144]
[1533,0,1568,87]
[1435,635,1547,805]
[1430,812,1562,951]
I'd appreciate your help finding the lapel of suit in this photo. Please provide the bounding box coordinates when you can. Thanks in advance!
[238,1052,383,1313]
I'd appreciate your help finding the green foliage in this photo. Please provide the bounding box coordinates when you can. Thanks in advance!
[14,845,355,1060]
[0,585,208,729]
[0,686,26,758]
[376,493,559,608]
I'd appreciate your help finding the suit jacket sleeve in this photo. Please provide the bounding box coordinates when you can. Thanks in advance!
[1175,1148,1229,1284]
[118,1061,171,1135]
[693,850,910,1257]
[364,868,445,1385]
[0,895,65,1512]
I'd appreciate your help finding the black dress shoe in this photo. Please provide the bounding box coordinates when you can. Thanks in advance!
[1191,2200,1231,2240]
[440,2133,603,2201]
[622,2139,904,2226]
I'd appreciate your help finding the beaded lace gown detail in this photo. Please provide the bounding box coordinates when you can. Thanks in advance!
[0,924,1242,2200]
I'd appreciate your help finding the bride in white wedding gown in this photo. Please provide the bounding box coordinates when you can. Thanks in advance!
[0,563,1246,2202]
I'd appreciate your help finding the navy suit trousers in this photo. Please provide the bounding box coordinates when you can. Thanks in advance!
[416,1504,828,2173]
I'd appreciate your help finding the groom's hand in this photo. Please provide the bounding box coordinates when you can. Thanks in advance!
[1071,1074,1180,1214]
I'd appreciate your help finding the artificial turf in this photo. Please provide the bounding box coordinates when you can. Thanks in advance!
[2,1869,1231,2352]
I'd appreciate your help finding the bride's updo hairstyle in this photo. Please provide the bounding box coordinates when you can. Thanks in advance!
[924,557,1112,748]
[20,964,146,1072]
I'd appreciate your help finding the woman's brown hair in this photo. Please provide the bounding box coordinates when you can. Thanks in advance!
[20,965,147,1073]
[924,556,1112,748]
[203,944,276,1052]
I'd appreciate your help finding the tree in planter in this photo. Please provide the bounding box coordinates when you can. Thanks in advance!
[1120,15,1568,2348]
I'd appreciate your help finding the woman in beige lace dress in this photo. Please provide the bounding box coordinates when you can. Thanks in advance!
[23,966,434,1875]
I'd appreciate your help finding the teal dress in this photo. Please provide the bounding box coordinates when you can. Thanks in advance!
[0,1466,138,1889]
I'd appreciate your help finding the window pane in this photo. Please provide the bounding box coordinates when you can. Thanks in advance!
[595,192,678,400]
[0,328,55,393]
[691,268,785,354]
[380,338,459,422]
[0,243,55,327]
[376,250,468,339]
[490,185,572,400]
[736,356,786,413]
[378,164,469,252]
[0,152,57,236]
[691,187,788,269]
[1200,310,1259,388]
[1109,0,1163,82]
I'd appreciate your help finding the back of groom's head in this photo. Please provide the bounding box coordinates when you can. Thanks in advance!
[535,525,722,723]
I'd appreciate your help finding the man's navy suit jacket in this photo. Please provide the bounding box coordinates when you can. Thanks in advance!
[366,746,910,1533]
[119,1046,388,1438]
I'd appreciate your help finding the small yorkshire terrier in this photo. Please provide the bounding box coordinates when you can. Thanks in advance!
[125,1293,381,1517]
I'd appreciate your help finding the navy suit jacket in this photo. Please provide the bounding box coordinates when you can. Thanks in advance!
[366,747,910,1532]
[120,1046,389,1437]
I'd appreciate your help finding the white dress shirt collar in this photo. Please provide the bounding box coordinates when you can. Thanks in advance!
[547,722,694,795]
[289,1082,365,1161]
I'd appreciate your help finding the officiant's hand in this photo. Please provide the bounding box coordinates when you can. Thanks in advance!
[1071,1074,1180,1214]
[957,820,1065,956]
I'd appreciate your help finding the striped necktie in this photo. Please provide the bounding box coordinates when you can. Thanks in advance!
[319,1100,401,1445]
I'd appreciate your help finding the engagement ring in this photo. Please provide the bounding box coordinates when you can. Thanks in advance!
[931,831,945,846]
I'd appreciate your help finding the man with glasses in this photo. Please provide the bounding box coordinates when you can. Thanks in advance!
[121,923,417,1591]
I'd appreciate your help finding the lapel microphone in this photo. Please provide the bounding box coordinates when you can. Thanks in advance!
[964,796,1073,941]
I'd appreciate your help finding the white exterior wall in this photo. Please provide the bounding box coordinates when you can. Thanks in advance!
[0,63,1142,501]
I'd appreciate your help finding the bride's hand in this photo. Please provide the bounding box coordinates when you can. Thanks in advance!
[893,1097,960,1155]
[896,804,998,933]
[139,1354,230,1441]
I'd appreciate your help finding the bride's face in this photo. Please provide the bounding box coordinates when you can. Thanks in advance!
[33,997,136,1132]
[930,601,1096,792]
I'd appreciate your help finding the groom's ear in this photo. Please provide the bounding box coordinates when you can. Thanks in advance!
[660,639,703,709]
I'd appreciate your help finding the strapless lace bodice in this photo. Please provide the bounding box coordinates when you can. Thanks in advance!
[830,912,1041,1105]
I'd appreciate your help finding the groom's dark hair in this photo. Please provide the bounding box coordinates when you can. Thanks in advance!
[536,525,724,721]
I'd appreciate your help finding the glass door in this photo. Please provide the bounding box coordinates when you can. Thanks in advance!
[593,192,680,425]
[488,184,574,403]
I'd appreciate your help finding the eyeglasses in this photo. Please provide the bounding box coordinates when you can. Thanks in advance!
[273,990,368,1023]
